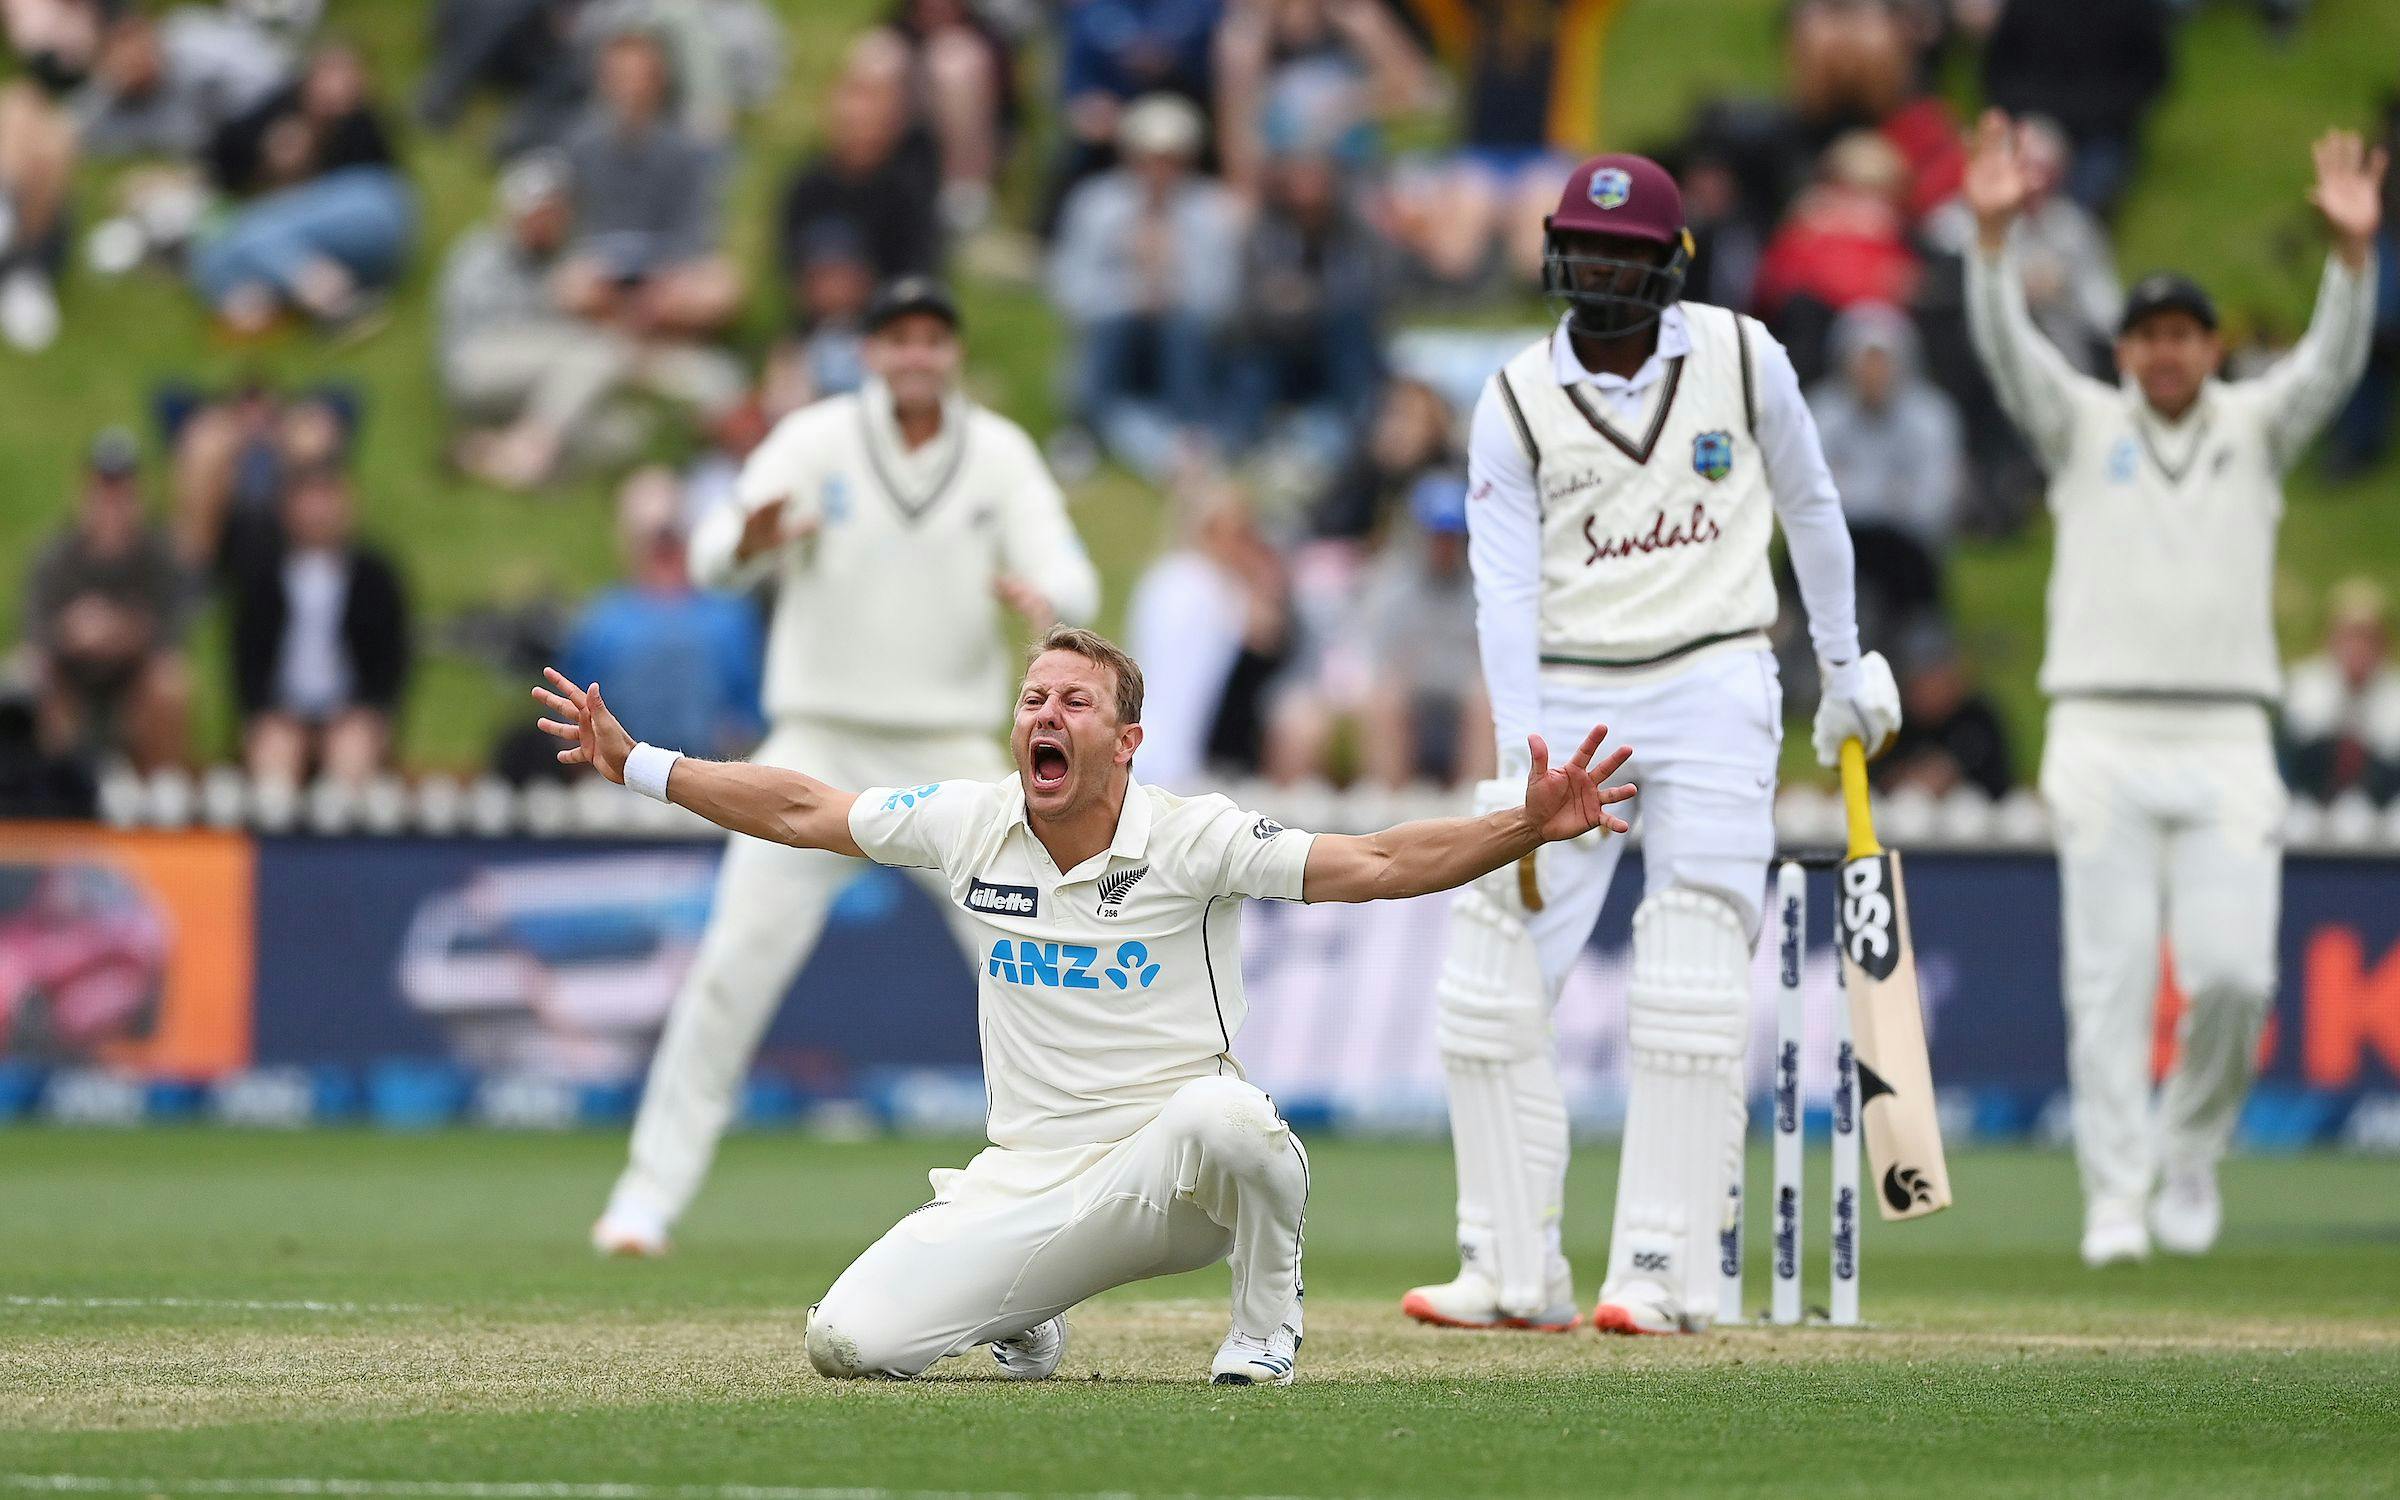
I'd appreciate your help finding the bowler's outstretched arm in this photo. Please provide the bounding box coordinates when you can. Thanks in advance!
[533,668,864,856]
[1301,727,1633,904]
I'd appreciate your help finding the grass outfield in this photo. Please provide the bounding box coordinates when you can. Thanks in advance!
[1,1131,2395,1498]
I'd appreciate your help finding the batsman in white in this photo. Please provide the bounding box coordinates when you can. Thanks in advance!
[1402,153,1900,1338]
[590,278,1100,1256]
[1963,113,2382,1267]
[537,628,1636,1383]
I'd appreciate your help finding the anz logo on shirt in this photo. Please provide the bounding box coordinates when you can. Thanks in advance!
[882,783,941,812]
[986,939,1164,991]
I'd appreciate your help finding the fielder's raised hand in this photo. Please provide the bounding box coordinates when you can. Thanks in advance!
[1521,726,1636,843]
[533,667,634,783]
[2309,127,2387,269]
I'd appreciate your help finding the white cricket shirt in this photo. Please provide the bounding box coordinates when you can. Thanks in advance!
[1967,243,2374,703]
[1466,305,1862,759]
[847,774,1317,1159]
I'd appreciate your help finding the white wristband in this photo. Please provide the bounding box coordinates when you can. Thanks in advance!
[624,743,682,803]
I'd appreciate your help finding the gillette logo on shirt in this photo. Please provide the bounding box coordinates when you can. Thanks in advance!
[966,879,1040,917]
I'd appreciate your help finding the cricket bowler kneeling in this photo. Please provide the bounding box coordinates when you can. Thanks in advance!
[533,627,1634,1384]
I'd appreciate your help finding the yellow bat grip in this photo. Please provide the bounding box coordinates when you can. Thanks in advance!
[1839,737,1882,860]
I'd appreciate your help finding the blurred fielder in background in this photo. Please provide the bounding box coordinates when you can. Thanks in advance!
[1405,153,1898,1337]
[1964,114,2383,1267]
[591,278,1100,1256]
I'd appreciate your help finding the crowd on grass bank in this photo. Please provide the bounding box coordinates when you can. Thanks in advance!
[5,0,2399,820]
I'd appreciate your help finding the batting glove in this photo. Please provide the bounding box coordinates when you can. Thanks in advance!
[1811,651,1902,768]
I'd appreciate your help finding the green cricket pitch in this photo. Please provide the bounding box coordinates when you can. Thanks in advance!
[2,1130,2394,1499]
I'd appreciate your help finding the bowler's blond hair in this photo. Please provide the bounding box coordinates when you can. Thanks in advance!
[1029,626,1145,726]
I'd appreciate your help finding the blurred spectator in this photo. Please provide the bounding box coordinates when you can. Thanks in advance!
[1928,116,2120,374]
[1226,141,1391,462]
[876,0,1021,233]
[1040,0,1224,234]
[574,0,784,144]
[1873,621,2013,799]
[162,379,357,575]
[0,0,94,349]
[1979,0,2169,217]
[1387,0,1624,288]
[1353,472,1489,789]
[414,0,583,150]
[73,4,294,158]
[1753,130,1921,380]
[761,222,877,417]
[2282,579,2400,805]
[1785,0,1961,222]
[1125,487,1289,790]
[1212,0,1429,199]
[192,40,412,335]
[774,42,942,288]
[439,154,745,490]
[554,26,740,339]
[229,461,410,785]
[1675,141,1765,312]
[1048,93,1242,477]
[19,430,193,773]
[0,685,97,817]
[561,468,763,761]
[1808,302,1965,553]
[1306,374,1454,542]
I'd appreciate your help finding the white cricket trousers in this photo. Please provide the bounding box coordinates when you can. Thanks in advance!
[805,1076,1310,1379]
[1526,646,1784,971]
[611,717,1006,1227]
[2039,700,2285,1214]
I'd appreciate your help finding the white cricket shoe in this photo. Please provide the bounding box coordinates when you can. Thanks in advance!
[990,1316,1067,1380]
[1400,1260,1581,1332]
[2151,1166,2222,1256]
[0,268,59,352]
[2081,1199,2151,1267]
[1211,1320,1301,1386]
[1592,1279,1689,1336]
[590,1198,671,1258]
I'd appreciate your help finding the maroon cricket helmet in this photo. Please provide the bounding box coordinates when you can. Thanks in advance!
[1542,153,1694,336]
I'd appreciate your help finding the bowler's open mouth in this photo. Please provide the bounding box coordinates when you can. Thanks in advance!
[1030,737,1070,791]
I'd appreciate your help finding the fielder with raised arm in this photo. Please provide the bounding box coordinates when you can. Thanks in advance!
[1403,154,1899,1337]
[1963,114,2382,1267]
[591,278,1101,1256]
[536,628,1636,1383]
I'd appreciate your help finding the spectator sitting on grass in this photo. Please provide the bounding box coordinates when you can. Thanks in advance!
[1224,130,1391,466]
[774,39,943,289]
[440,153,744,490]
[1039,0,1223,235]
[1049,92,1242,479]
[1211,0,1428,200]
[874,0,1022,234]
[192,40,413,337]
[1808,301,1964,554]
[561,467,764,763]
[73,5,294,159]
[1124,483,1289,791]
[162,379,357,577]
[230,460,410,787]
[1872,620,2014,801]
[1305,376,1457,544]
[0,0,92,350]
[760,221,877,419]
[553,24,741,341]
[414,0,584,152]
[20,429,194,774]
[1927,116,2121,375]
[574,0,785,144]
[1753,130,1922,381]
[2282,578,2400,806]
[1351,472,1488,790]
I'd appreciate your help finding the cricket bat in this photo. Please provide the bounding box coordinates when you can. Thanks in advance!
[1836,737,1953,1221]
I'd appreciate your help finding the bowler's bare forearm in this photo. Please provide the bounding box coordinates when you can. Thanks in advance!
[663,756,863,857]
[1303,808,1544,905]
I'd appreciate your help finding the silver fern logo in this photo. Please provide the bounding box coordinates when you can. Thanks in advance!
[1096,865,1147,917]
